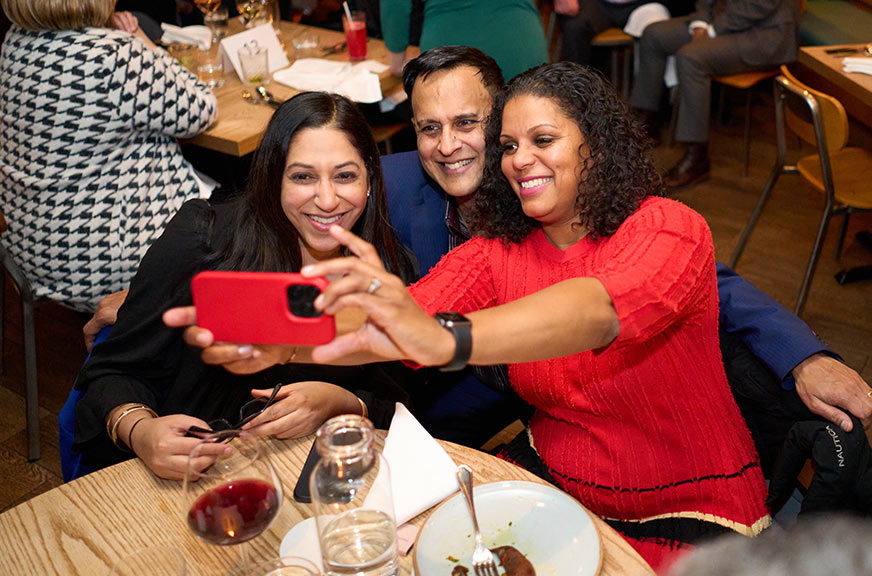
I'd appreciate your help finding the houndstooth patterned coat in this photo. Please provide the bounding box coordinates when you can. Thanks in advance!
[0,26,217,312]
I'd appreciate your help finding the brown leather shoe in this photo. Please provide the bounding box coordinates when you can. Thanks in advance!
[664,143,710,188]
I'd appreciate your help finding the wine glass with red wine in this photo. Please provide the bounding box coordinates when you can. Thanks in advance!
[183,430,283,568]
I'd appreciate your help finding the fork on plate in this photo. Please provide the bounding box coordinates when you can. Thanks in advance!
[456,465,500,576]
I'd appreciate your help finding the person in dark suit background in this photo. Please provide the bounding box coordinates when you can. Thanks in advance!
[555,0,695,68]
[630,0,799,188]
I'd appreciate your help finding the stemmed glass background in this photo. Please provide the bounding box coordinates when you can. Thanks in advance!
[193,0,226,87]
[183,430,283,569]
[236,0,269,27]
[194,0,223,40]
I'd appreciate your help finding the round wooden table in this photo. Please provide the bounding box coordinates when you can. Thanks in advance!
[0,432,654,575]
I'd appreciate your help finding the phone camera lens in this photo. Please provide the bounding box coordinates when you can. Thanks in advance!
[287,284,322,317]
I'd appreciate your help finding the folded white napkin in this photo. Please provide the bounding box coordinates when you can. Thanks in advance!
[623,2,671,38]
[280,404,459,568]
[273,58,388,103]
[843,57,872,76]
[377,403,460,526]
[161,24,212,50]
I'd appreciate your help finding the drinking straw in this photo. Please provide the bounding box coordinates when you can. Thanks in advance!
[342,1,353,23]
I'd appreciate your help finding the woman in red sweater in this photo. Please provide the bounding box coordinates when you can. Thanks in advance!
[170,63,770,571]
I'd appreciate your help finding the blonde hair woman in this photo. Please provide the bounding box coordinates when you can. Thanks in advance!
[0,0,217,311]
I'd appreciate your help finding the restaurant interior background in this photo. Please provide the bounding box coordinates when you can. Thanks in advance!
[0,0,870,514]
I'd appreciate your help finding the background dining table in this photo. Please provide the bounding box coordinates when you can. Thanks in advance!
[0,431,654,575]
[187,20,417,157]
[796,44,872,132]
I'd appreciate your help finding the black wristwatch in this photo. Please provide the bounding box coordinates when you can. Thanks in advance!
[434,312,472,372]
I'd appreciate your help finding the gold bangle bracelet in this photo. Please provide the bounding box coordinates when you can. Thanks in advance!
[108,405,157,450]
[125,415,151,452]
[356,396,368,419]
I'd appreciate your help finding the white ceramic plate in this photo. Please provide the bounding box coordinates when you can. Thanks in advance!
[413,480,601,576]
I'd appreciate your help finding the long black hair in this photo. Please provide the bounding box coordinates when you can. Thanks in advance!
[471,62,664,243]
[207,92,417,283]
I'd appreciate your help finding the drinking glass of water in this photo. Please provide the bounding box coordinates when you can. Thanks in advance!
[310,415,399,576]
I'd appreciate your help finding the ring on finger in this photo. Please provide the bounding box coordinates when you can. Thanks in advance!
[367,277,382,295]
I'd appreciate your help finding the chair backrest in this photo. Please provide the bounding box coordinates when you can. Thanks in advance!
[777,65,849,153]
[0,208,6,234]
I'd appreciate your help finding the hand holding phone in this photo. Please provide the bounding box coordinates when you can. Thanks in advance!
[191,271,336,345]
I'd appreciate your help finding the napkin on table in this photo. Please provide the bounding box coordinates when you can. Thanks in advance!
[273,58,388,103]
[376,402,460,526]
[160,24,212,50]
[843,57,872,76]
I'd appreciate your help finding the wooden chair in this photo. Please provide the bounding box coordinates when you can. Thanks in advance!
[0,209,40,461]
[543,6,634,97]
[591,28,634,99]
[715,70,780,176]
[370,122,409,155]
[729,65,872,316]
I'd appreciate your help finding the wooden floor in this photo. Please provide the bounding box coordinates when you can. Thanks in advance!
[0,100,870,514]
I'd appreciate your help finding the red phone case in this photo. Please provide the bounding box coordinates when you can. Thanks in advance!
[191,271,335,345]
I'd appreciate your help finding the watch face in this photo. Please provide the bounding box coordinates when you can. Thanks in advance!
[436,312,469,326]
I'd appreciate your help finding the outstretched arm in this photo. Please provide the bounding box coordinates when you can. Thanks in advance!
[164,226,620,371]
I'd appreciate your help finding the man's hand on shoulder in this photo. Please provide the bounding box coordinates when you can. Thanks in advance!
[83,289,129,352]
[793,353,872,432]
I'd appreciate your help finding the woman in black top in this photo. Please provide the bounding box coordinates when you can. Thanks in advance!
[74,92,419,479]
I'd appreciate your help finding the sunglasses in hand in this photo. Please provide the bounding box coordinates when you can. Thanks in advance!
[186,383,283,438]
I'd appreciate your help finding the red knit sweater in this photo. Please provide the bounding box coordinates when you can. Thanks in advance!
[410,197,770,548]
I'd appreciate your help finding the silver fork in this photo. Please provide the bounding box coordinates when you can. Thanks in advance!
[456,465,499,576]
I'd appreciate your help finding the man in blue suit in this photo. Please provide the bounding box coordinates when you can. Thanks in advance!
[380,46,871,448]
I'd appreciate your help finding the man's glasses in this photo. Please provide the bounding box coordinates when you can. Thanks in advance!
[186,383,283,437]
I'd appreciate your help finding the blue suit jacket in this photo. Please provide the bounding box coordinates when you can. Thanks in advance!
[381,151,831,389]
[382,151,451,276]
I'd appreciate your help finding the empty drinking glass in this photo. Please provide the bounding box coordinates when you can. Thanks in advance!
[292,31,320,60]
[198,45,225,88]
[168,42,199,74]
[238,42,270,86]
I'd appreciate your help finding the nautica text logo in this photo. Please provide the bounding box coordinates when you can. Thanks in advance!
[826,426,845,468]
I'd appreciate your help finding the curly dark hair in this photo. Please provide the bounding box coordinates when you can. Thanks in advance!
[471,62,664,243]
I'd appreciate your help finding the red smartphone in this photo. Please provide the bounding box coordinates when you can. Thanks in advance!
[191,271,335,345]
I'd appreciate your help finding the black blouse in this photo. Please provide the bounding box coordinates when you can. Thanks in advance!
[74,199,419,469]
